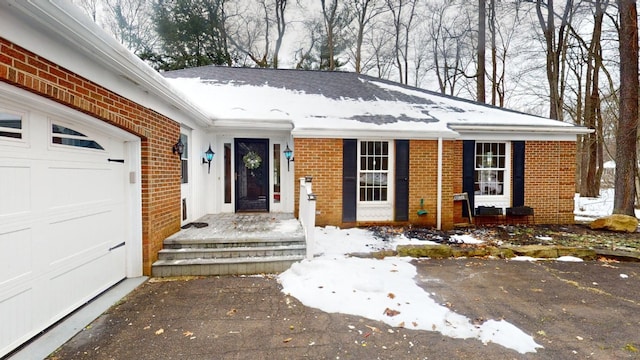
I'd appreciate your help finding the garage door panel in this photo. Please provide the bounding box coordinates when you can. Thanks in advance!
[0,227,33,287]
[47,207,125,263]
[48,249,125,315]
[0,165,31,216]
[0,286,34,355]
[48,166,118,208]
[46,209,118,265]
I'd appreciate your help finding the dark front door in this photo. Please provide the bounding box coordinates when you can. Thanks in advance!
[235,138,270,212]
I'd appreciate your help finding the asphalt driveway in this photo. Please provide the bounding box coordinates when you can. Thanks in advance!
[46,259,640,360]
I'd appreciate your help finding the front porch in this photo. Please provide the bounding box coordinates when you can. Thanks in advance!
[151,213,307,277]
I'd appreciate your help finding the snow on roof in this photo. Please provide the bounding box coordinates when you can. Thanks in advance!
[164,66,586,139]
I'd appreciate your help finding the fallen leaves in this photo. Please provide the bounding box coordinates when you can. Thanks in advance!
[383,308,401,317]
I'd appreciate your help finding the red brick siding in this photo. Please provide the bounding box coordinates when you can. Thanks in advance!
[525,141,576,224]
[294,138,344,226]
[1,37,181,275]
[294,139,462,229]
[294,139,576,228]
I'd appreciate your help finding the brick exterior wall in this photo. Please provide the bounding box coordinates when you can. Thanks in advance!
[293,138,576,229]
[294,138,462,229]
[293,138,344,226]
[0,37,181,275]
[524,141,576,224]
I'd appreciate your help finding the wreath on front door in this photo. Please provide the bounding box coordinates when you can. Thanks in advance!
[243,151,262,169]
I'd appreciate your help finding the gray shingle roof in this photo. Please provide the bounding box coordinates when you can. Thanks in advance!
[162,65,589,139]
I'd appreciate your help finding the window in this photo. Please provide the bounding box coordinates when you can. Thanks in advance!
[0,112,23,139]
[359,141,389,202]
[475,142,506,195]
[273,144,281,203]
[224,143,232,203]
[180,133,188,184]
[52,123,104,150]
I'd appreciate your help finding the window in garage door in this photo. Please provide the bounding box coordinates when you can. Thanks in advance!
[0,112,23,139]
[52,123,104,150]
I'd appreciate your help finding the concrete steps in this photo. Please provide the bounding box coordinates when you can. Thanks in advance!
[151,236,306,277]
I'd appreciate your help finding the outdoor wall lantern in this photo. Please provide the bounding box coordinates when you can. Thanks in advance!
[284,143,294,171]
[172,137,184,156]
[202,144,215,174]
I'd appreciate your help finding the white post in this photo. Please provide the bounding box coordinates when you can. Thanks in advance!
[298,177,316,259]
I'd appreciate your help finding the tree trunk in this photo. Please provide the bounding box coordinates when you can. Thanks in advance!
[477,0,486,103]
[614,0,639,215]
[535,0,572,121]
[581,1,604,198]
[273,0,287,69]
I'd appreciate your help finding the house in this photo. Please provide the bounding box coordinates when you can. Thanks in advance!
[0,2,203,356]
[0,1,588,357]
[163,66,589,229]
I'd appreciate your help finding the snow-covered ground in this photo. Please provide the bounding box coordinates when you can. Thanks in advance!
[278,190,621,354]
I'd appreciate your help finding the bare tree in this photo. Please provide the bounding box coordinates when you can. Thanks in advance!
[613,0,638,215]
[478,0,487,102]
[578,1,607,197]
[103,0,156,55]
[425,1,474,95]
[273,0,287,68]
[386,0,419,84]
[316,0,353,70]
[72,0,100,22]
[535,0,576,120]
[348,0,387,73]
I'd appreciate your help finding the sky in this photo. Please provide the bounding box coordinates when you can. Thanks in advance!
[277,191,626,355]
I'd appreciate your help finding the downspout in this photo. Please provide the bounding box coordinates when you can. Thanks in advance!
[437,137,443,230]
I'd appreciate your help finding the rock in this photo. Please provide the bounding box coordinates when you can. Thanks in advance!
[506,245,559,258]
[396,244,452,258]
[590,214,639,233]
[556,247,597,261]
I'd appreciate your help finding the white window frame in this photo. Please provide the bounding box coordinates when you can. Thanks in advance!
[357,140,394,221]
[474,141,511,209]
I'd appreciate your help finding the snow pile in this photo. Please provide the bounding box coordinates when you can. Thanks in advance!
[278,227,543,354]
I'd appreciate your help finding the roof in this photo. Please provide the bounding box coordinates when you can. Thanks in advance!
[164,66,591,140]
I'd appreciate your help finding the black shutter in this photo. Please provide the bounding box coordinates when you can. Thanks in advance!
[462,140,475,217]
[395,140,410,221]
[342,139,358,222]
[512,141,526,207]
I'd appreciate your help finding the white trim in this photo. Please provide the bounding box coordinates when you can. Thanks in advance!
[356,140,394,222]
[292,128,458,140]
[451,124,591,142]
[125,140,143,277]
[474,141,511,210]
[213,119,294,132]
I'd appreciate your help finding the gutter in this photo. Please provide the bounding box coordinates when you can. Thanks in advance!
[292,128,459,140]
[5,0,211,128]
[449,123,593,135]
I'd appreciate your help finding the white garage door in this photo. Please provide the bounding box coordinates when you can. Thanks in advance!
[0,100,131,357]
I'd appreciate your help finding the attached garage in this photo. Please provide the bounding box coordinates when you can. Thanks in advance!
[0,84,142,356]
